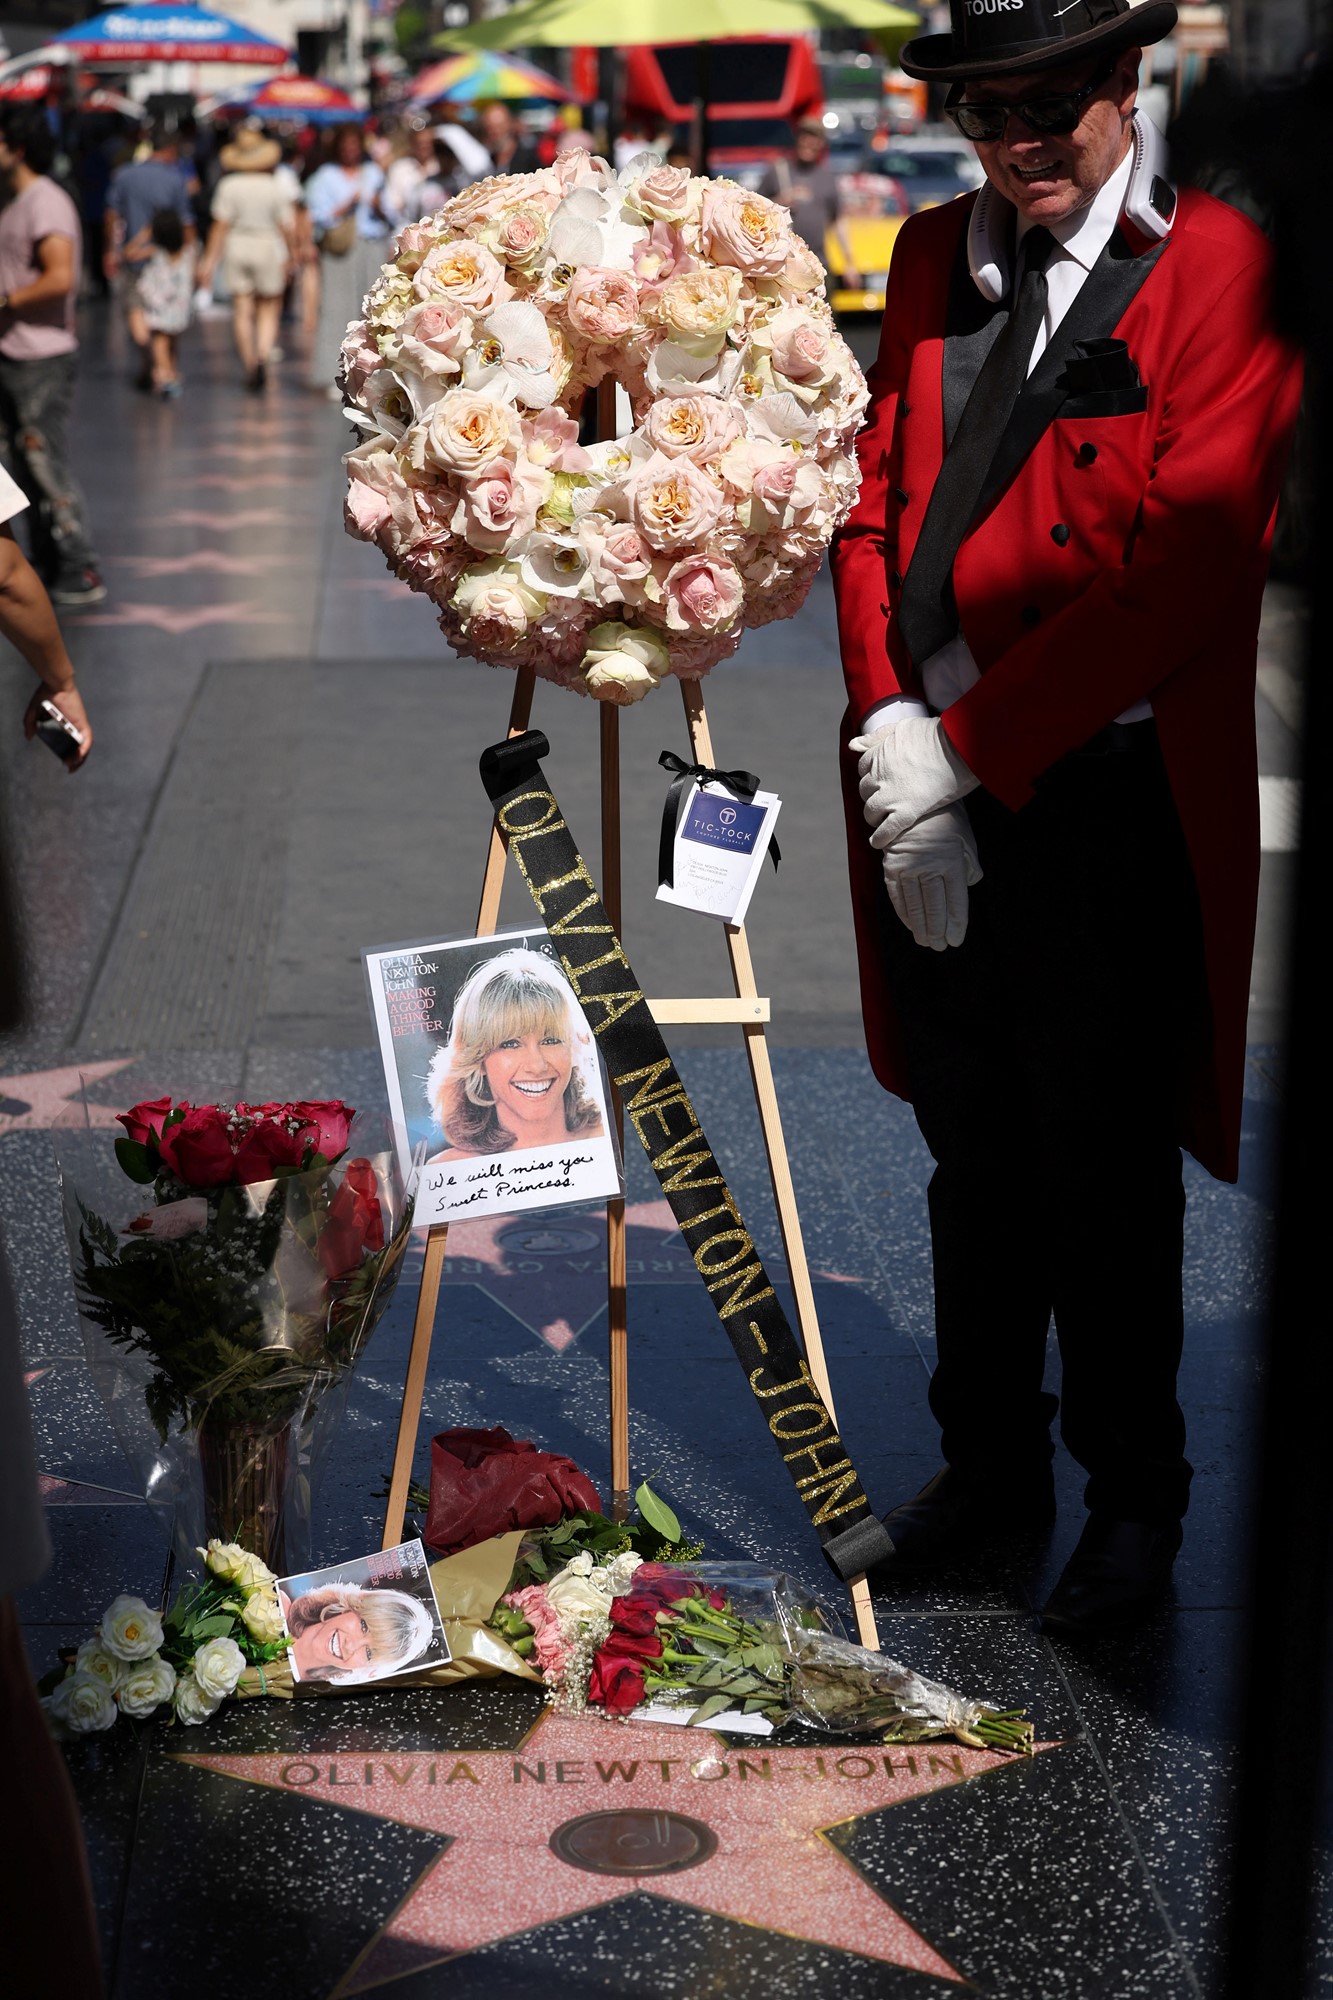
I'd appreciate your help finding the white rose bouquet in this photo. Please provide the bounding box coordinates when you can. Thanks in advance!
[340,151,868,704]
[40,1542,291,1739]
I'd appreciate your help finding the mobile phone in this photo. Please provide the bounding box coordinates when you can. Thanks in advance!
[35,697,85,763]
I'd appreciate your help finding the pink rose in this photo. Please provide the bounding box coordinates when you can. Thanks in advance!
[451,457,544,554]
[492,202,550,271]
[769,310,834,387]
[625,451,724,552]
[631,164,698,225]
[643,394,742,465]
[345,481,392,541]
[394,299,469,379]
[338,324,381,401]
[700,186,793,278]
[663,554,745,633]
[587,521,656,606]
[393,220,435,271]
[750,456,825,532]
[565,267,640,345]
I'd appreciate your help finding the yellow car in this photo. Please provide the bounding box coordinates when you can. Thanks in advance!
[825,210,910,314]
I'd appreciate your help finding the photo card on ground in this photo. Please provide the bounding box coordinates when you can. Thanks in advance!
[364,927,623,1228]
[277,1539,450,1686]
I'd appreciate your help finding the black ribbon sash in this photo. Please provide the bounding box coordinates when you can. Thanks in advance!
[480,730,893,1582]
[656,749,781,890]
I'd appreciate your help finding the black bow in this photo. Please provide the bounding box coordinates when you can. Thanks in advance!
[657,749,780,890]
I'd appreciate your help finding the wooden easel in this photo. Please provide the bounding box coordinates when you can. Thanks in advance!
[381,390,879,1652]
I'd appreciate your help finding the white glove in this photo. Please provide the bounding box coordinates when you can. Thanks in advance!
[879,805,983,951]
[851,713,980,851]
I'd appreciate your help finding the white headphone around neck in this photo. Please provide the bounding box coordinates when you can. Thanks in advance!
[966,107,1176,303]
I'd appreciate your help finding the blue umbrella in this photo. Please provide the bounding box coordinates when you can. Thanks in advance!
[55,4,289,66]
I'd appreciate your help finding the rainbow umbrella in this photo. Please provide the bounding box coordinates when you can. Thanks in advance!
[54,3,289,66]
[409,51,573,105]
[218,76,365,124]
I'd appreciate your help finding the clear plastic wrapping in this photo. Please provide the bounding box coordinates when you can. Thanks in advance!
[58,1114,410,1575]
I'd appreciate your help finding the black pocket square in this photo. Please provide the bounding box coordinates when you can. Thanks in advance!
[1060,337,1144,396]
[1060,384,1149,418]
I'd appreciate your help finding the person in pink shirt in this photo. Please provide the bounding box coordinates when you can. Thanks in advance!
[0,106,104,607]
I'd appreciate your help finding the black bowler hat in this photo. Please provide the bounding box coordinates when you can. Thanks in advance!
[899,0,1177,83]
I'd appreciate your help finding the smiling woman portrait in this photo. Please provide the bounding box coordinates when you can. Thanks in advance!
[426,947,604,1163]
[281,1582,435,1684]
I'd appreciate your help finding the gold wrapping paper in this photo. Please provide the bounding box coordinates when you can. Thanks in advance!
[233,1531,542,1700]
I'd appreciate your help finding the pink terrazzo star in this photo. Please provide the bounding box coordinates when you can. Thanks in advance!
[181,1710,1047,1992]
[71,601,291,633]
[0,1058,135,1134]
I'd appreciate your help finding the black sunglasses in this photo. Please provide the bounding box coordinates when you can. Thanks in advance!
[946,61,1116,143]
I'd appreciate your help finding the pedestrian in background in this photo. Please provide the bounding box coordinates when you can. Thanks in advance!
[478,103,538,176]
[0,105,104,609]
[104,124,195,391]
[127,208,194,398]
[385,119,442,226]
[760,116,860,292]
[304,125,389,396]
[197,125,295,393]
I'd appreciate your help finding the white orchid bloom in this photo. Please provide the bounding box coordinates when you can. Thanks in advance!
[645,339,742,400]
[519,530,593,598]
[463,302,559,411]
[546,187,647,274]
[745,390,822,450]
[344,364,430,441]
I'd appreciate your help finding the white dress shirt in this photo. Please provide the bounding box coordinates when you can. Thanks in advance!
[865,147,1152,736]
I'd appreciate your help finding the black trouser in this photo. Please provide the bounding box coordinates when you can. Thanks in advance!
[878,726,1206,1526]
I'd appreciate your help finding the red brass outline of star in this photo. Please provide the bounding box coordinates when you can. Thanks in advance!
[179,1710,1055,1993]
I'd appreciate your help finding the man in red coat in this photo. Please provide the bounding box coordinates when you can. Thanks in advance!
[831,0,1301,1631]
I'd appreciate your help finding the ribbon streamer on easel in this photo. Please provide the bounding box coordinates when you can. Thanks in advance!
[656,748,781,889]
[480,729,894,1584]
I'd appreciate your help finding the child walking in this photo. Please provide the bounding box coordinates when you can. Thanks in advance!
[129,208,194,398]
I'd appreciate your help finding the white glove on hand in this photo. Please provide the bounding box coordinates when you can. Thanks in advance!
[851,714,980,851]
[879,804,983,951]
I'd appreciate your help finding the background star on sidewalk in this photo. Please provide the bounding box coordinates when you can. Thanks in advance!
[71,602,291,633]
[0,1058,135,1134]
[180,1711,1049,1993]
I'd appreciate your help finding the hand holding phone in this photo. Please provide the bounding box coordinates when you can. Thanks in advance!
[25,687,91,770]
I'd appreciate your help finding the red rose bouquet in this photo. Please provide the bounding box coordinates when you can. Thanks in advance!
[507,1554,1033,1753]
[60,1098,410,1573]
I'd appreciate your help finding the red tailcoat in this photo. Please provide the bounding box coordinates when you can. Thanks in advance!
[831,186,1302,1182]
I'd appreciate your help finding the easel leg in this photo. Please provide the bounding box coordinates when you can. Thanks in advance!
[679,679,880,1650]
[601,701,631,1513]
[381,666,536,1552]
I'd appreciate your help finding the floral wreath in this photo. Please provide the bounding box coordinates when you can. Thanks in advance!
[340,151,868,704]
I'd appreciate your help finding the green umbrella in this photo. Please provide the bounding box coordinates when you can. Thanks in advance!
[436,0,918,51]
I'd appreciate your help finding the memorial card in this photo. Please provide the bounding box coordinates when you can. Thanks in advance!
[277,1539,450,1686]
[656,781,782,925]
[365,928,622,1227]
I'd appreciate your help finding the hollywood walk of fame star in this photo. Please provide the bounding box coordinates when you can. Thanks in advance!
[181,1710,1050,1993]
[72,601,294,634]
[0,1058,136,1136]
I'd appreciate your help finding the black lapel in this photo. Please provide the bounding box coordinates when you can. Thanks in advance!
[971,226,1169,520]
[941,215,1010,446]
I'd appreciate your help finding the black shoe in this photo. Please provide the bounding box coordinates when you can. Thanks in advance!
[49,568,107,607]
[1040,1516,1182,1637]
[874,1463,1056,1573]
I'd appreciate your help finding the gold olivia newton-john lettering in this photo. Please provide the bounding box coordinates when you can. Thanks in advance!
[492,780,866,1533]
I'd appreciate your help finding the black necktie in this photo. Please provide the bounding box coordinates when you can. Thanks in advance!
[897,225,1055,667]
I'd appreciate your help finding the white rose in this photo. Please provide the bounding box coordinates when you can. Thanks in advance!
[99,1594,164,1662]
[192,1636,246,1701]
[49,1670,118,1736]
[606,1551,644,1595]
[658,267,743,354]
[580,621,670,705]
[201,1541,275,1591]
[116,1655,177,1719]
[240,1590,287,1645]
[75,1638,126,1690]
[172,1673,222,1727]
[547,1566,616,1624]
